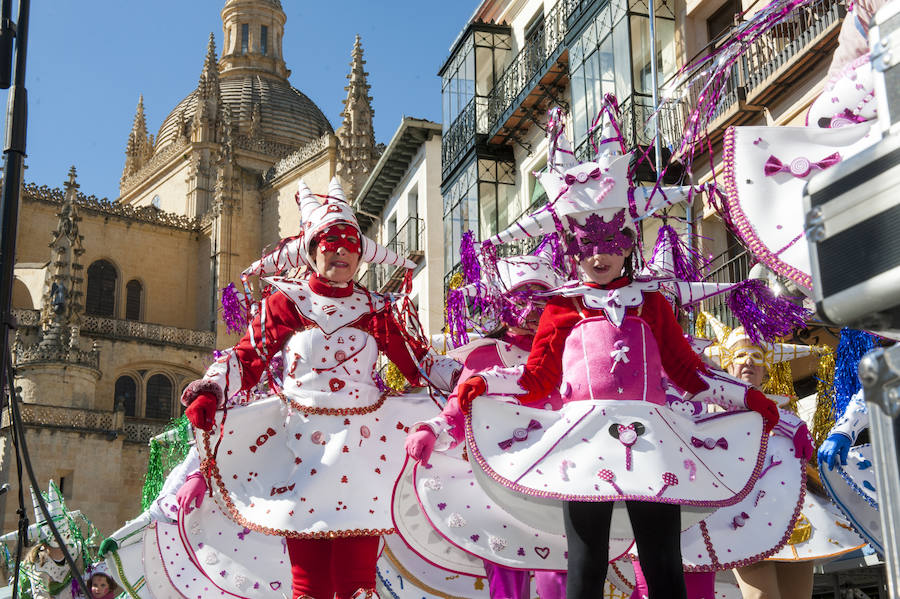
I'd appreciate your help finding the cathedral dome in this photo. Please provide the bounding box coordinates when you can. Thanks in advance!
[154,75,333,154]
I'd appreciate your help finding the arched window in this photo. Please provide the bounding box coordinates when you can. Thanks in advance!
[114,375,137,417]
[85,260,117,317]
[145,374,173,420]
[125,280,143,321]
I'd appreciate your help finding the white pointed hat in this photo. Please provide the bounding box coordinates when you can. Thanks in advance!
[244,177,415,279]
[700,311,816,370]
[486,106,695,248]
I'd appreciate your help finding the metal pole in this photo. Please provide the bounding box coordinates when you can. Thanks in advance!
[0,0,27,394]
[648,0,663,179]
[858,344,900,598]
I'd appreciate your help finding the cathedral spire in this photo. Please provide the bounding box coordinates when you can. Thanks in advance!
[335,35,377,202]
[193,33,222,143]
[39,167,86,350]
[120,95,153,188]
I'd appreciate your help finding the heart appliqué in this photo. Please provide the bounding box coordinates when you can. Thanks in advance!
[322,304,338,316]
[269,582,282,591]
[329,378,345,392]
[534,546,550,559]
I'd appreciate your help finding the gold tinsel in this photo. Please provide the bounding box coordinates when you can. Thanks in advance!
[811,347,836,448]
[385,361,406,392]
[694,312,709,339]
[763,360,796,406]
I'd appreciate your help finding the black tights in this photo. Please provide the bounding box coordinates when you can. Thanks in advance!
[564,500,686,599]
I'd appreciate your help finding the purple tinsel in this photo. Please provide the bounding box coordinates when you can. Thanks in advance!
[832,328,878,418]
[534,234,567,274]
[726,279,810,345]
[460,231,481,286]
[445,287,470,347]
[650,225,708,281]
[221,283,250,334]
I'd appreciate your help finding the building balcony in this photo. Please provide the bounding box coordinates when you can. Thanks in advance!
[1,402,171,444]
[673,0,845,147]
[573,93,686,162]
[485,0,577,146]
[12,309,217,351]
[363,216,425,293]
[699,244,752,331]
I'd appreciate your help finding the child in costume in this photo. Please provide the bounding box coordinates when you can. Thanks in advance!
[180,177,438,599]
[87,568,120,599]
[452,106,778,599]
[403,249,569,599]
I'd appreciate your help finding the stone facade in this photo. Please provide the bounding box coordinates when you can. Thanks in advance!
[1,0,377,538]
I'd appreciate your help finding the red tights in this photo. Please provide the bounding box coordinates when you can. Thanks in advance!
[285,535,380,599]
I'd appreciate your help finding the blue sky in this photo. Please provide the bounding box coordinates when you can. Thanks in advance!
[0,1,476,202]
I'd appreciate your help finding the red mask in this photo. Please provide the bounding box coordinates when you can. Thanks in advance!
[314,224,361,255]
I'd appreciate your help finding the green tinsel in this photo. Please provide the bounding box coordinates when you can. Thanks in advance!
[141,415,192,510]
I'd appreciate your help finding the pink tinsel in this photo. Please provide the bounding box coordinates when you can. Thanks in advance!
[726,279,810,345]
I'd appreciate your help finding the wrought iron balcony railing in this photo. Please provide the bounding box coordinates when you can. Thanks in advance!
[386,216,425,259]
[363,217,425,293]
[700,244,752,331]
[485,0,577,137]
[670,0,844,138]
[574,94,686,161]
[442,97,489,177]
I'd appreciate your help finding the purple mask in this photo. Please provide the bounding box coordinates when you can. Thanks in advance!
[566,210,633,258]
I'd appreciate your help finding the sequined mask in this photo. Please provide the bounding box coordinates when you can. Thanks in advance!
[566,210,633,258]
[315,224,361,255]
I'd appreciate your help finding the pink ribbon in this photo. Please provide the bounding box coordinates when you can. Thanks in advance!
[691,436,728,450]
[498,419,543,450]
[763,152,841,178]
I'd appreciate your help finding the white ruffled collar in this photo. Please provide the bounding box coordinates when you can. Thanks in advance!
[549,278,661,326]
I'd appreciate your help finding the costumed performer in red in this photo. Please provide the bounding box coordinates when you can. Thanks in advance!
[180,177,438,599]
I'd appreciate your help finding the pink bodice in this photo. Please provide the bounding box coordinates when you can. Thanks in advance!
[559,315,666,405]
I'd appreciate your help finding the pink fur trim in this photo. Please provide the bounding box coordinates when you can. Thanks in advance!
[181,379,224,408]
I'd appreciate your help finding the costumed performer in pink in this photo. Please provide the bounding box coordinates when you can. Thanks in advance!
[180,177,439,599]
[403,246,569,599]
[451,101,779,599]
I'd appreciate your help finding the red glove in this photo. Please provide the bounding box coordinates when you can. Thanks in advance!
[457,377,487,416]
[176,472,207,514]
[745,389,779,433]
[405,428,437,467]
[185,393,218,431]
[793,423,815,462]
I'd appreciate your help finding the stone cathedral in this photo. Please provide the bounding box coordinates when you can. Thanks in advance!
[0,0,379,536]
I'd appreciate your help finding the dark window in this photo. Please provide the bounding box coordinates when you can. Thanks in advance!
[115,376,137,417]
[145,374,173,420]
[125,280,142,321]
[260,25,268,56]
[241,23,249,54]
[85,260,117,317]
[707,0,741,41]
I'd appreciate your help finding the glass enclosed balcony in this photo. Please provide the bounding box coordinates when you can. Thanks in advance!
[440,23,512,178]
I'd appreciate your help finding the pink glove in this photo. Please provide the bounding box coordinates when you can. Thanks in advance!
[405,428,437,467]
[176,472,208,514]
[793,423,815,462]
